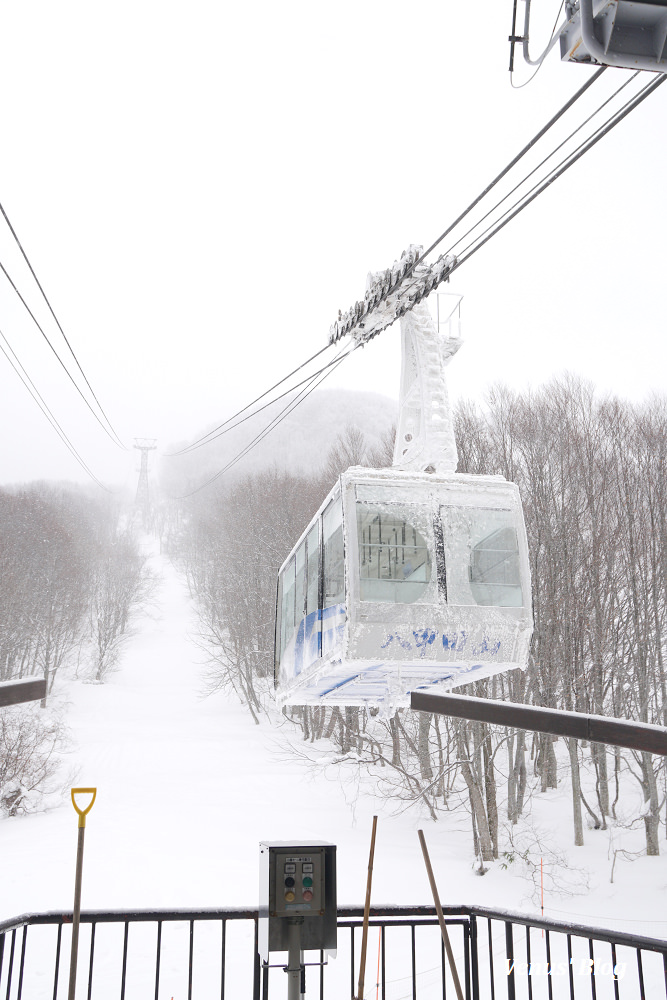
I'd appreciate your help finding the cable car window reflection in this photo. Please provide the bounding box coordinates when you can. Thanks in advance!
[306,523,319,617]
[280,558,296,659]
[357,503,432,604]
[323,498,344,608]
[295,542,306,621]
[442,506,523,608]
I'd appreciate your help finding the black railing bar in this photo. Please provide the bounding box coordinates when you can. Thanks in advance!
[566,933,574,1000]
[262,961,327,969]
[526,925,532,1000]
[16,925,27,1000]
[120,921,129,1000]
[487,918,495,1000]
[188,919,194,1000]
[86,923,96,1000]
[0,904,471,934]
[252,917,261,1000]
[339,905,467,918]
[261,954,269,1000]
[440,936,445,1000]
[51,923,62,1000]
[154,921,162,1000]
[469,915,478,1000]
[3,904,666,954]
[338,918,468,930]
[463,921,471,1000]
[5,928,16,1000]
[318,947,324,1000]
[546,929,553,1000]
[220,919,225,1000]
[410,922,416,1000]
[381,923,386,1000]
[465,906,667,954]
[636,947,645,1000]
[611,942,619,1000]
[0,906,260,931]
[505,922,515,1000]
[589,939,597,1000]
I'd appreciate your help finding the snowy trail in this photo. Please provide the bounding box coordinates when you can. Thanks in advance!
[1,547,393,919]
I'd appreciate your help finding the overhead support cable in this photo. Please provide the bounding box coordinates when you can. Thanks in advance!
[0,256,126,450]
[451,72,666,271]
[384,66,606,301]
[171,343,356,500]
[166,65,663,501]
[0,199,126,449]
[329,66,608,345]
[167,342,334,457]
[0,327,113,491]
[435,71,641,264]
[166,349,356,457]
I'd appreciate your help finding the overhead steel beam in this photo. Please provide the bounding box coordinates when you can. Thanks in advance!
[0,678,47,708]
[410,690,667,756]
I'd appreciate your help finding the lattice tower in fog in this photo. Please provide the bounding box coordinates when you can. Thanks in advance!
[134,438,157,524]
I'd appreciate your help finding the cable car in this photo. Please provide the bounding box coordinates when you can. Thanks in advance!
[274,286,533,712]
[275,466,532,711]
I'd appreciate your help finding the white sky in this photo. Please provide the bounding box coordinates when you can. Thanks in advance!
[0,1,665,488]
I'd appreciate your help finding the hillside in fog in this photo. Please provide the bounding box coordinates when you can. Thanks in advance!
[159,388,397,495]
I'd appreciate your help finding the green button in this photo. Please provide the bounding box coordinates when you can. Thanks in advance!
[302,876,313,887]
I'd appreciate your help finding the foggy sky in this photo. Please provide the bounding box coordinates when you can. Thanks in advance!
[0,1,665,488]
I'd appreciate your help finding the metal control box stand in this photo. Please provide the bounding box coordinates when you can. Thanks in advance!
[259,842,337,999]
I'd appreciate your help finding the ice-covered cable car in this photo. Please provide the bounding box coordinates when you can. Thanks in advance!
[274,271,533,712]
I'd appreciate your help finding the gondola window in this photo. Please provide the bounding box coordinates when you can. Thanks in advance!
[357,503,432,604]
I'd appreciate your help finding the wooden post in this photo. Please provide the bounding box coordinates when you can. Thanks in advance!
[355,815,377,1000]
[417,830,464,1000]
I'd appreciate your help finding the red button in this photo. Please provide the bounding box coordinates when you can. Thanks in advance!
[302,889,313,902]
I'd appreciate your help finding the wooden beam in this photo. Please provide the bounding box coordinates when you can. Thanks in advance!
[410,691,667,756]
[0,678,47,708]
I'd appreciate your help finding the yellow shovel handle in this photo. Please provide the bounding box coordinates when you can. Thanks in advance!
[71,788,97,828]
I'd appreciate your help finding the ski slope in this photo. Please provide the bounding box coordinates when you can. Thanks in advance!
[2,546,666,995]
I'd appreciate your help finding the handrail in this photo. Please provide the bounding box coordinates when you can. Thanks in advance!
[2,902,665,953]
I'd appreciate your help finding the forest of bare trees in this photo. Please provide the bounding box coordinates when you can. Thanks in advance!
[0,484,150,815]
[174,377,667,868]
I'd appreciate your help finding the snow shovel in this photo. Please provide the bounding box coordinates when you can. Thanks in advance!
[354,815,377,1000]
[68,787,97,1000]
[417,830,464,1000]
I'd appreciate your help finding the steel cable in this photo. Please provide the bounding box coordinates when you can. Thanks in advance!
[0,198,126,449]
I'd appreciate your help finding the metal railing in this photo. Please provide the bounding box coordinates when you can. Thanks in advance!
[1,903,665,999]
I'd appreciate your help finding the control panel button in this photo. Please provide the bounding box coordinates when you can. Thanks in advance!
[284,890,296,903]
[284,876,295,887]
[302,889,313,902]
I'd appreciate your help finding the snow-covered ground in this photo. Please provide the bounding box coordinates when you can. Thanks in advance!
[2,546,666,997]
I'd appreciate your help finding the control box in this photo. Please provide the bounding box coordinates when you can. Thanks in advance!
[258,841,337,960]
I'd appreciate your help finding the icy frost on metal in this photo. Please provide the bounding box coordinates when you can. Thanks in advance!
[329,245,457,347]
[393,299,461,475]
[276,469,533,714]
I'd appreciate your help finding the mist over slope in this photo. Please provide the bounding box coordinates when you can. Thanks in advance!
[160,388,397,494]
